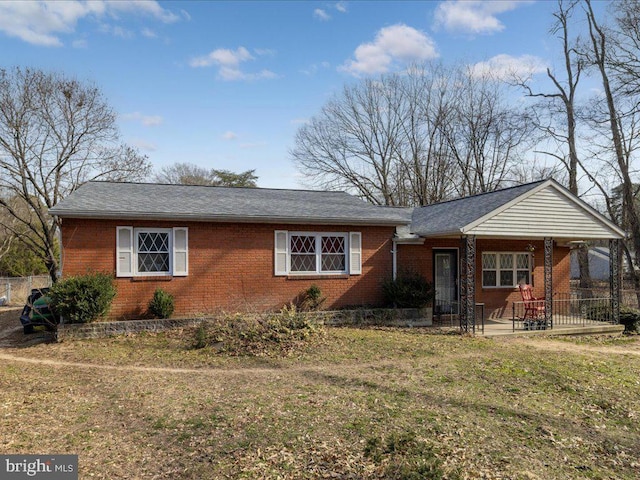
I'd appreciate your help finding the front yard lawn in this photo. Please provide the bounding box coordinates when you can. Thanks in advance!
[1,325,639,479]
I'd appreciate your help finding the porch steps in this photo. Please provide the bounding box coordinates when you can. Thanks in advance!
[480,323,625,338]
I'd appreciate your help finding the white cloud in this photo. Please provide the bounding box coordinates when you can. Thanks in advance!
[221,131,238,140]
[434,1,531,35]
[314,9,331,21]
[335,2,348,13]
[121,112,164,126]
[341,24,438,76]
[189,46,253,68]
[189,47,278,81]
[0,0,182,47]
[469,54,547,80]
[141,27,157,38]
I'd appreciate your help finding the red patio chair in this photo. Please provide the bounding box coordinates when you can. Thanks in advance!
[518,284,547,330]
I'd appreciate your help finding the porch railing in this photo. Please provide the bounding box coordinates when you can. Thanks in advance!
[512,293,615,332]
[433,300,484,334]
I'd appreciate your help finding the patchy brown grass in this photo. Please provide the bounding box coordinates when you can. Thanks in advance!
[1,308,639,479]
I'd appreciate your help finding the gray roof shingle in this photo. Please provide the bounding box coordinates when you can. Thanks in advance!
[49,181,411,226]
[409,180,546,236]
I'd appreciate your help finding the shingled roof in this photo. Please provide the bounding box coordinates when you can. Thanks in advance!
[49,181,411,226]
[409,178,625,240]
[409,180,545,236]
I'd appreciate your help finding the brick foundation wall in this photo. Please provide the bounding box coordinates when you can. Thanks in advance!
[397,238,571,319]
[60,219,396,319]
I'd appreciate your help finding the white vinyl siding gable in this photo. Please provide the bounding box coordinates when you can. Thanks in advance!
[468,186,620,239]
[116,226,188,277]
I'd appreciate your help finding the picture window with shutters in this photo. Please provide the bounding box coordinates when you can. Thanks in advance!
[482,252,531,288]
[116,227,188,277]
[274,231,361,276]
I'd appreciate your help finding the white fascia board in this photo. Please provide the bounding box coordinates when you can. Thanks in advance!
[49,210,410,227]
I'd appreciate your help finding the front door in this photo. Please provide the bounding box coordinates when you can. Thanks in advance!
[434,250,458,314]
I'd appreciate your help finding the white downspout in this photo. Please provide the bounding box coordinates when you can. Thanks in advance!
[391,240,397,280]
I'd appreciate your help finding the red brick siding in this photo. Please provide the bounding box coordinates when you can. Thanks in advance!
[397,238,571,319]
[60,219,395,319]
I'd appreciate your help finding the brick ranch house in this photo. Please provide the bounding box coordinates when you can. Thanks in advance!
[49,179,624,327]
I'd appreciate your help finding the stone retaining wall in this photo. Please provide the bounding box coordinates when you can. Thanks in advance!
[57,307,433,340]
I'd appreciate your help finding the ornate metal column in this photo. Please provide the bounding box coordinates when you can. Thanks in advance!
[544,237,553,327]
[609,239,621,324]
[460,235,476,333]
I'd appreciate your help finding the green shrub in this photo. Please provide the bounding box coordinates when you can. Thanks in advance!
[193,323,208,349]
[299,284,326,311]
[148,288,175,319]
[49,272,116,324]
[382,272,434,308]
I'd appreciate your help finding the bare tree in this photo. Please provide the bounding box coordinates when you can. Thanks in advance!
[0,67,151,282]
[514,0,594,292]
[291,63,530,206]
[153,162,258,187]
[442,68,534,196]
[581,0,640,304]
[292,76,407,205]
[393,64,457,205]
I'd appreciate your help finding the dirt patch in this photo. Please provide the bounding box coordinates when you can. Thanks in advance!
[0,307,51,348]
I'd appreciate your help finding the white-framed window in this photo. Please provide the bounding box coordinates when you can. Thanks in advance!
[117,227,188,277]
[274,231,361,276]
[482,252,531,287]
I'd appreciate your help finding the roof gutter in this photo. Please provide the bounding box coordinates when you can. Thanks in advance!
[48,210,410,227]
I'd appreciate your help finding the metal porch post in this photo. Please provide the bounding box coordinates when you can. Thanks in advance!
[544,237,553,327]
[609,239,621,324]
[460,235,476,333]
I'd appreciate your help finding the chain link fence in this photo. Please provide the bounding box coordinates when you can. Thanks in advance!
[0,276,52,306]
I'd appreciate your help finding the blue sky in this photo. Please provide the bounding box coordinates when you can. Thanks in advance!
[0,1,608,189]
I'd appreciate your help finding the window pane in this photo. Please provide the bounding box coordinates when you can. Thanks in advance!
[500,270,514,286]
[516,253,529,269]
[499,254,513,269]
[517,270,530,285]
[291,254,316,272]
[482,253,496,269]
[483,271,497,286]
[290,235,315,254]
[137,231,170,273]
[321,236,345,254]
[139,253,170,272]
[321,254,345,272]
[320,236,346,272]
[138,232,169,253]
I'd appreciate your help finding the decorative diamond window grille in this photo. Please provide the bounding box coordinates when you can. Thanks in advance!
[137,231,170,273]
[482,252,531,287]
[289,233,347,273]
[321,236,346,271]
[290,235,316,272]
